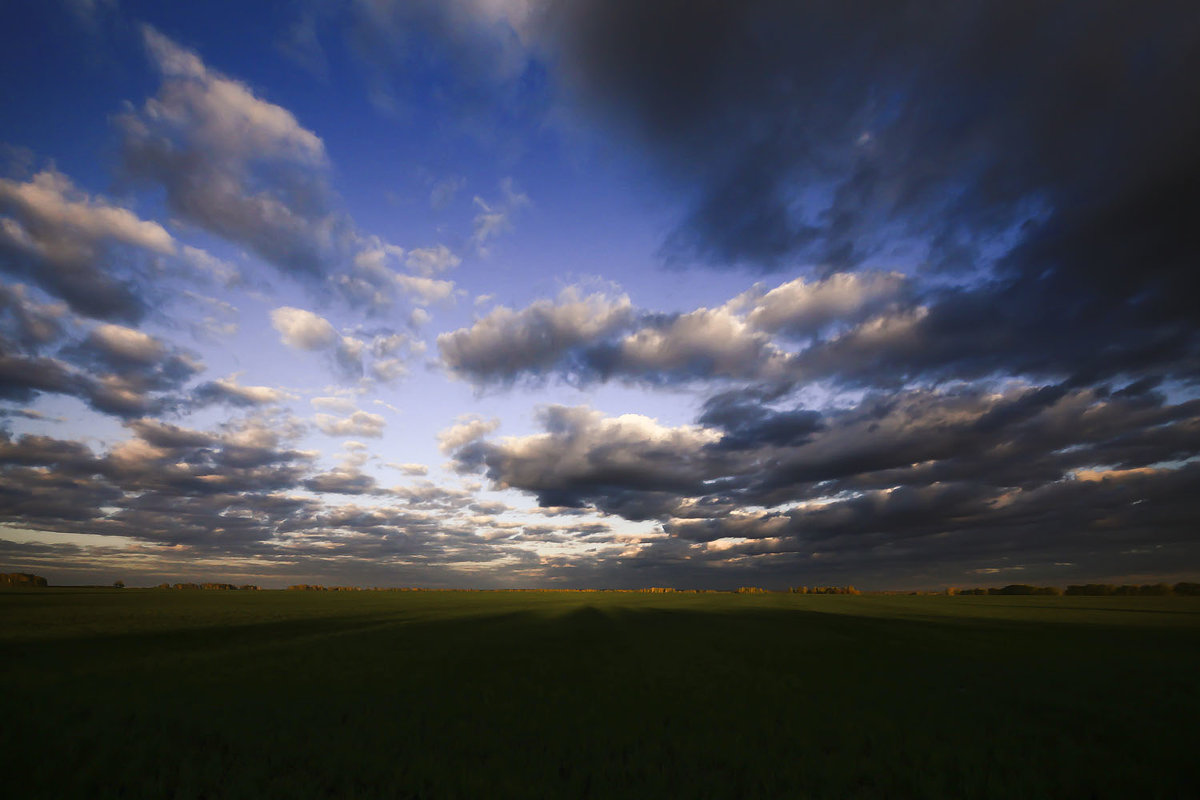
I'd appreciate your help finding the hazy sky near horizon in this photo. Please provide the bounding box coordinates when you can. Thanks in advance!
[1,0,1198,589]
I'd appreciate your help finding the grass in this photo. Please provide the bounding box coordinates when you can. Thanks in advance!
[2,589,1198,798]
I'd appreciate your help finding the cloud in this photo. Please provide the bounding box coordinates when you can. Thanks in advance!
[0,169,174,321]
[311,395,358,414]
[447,384,1200,558]
[270,306,421,383]
[406,244,461,276]
[69,324,202,394]
[117,26,343,278]
[737,271,909,338]
[388,462,430,476]
[535,2,1200,278]
[428,177,464,210]
[345,0,539,119]
[450,405,721,518]
[470,178,529,254]
[615,305,789,383]
[304,468,382,495]
[437,415,500,454]
[392,274,457,306]
[271,306,339,351]
[83,324,167,366]
[0,283,68,350]
[0,305,203,418]
[438,287,633,384]
[191,375,286,407]
[337,238,461,311]
[314,410,387,438]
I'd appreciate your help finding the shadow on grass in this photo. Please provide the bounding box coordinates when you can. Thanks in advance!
[2,596,1198,799]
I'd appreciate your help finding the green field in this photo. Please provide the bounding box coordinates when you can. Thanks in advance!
[2,590,1198,798]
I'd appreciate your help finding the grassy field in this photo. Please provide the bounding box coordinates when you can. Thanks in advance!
[2,589,1198,799]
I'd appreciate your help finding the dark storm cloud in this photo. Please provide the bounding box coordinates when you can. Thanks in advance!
[497,1,1200,392]
[541,1,1200,273]
[698,387,823,451]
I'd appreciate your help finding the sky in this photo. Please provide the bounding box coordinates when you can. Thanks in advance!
[1,0,1198,590]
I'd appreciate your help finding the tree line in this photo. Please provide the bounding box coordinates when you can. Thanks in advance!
[7,573,1198,595]
[946,582,1200,596]
[153,582,260,591]
[0,572,47,588]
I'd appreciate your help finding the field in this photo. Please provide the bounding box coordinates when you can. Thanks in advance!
[2,589,1198,799]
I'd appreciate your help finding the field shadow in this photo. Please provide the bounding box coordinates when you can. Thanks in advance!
[2,595,1198,798]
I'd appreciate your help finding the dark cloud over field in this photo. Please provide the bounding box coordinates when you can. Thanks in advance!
[543,0,1200,275]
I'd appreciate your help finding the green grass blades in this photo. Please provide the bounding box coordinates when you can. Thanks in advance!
[2,590,1198,799]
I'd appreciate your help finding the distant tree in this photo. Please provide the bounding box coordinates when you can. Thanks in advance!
[112,580,125,589]
[1174,582,1200,596]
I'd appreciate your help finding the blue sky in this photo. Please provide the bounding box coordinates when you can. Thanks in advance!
[2,0,1198,589]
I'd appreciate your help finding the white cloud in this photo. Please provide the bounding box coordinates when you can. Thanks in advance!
[618,306,789,380]
[311,396,358,413]
[387,462,430,476]
[271,307,338,350]
[314,410,387,438]
[394,274,457,305]
[738,271,908,336]
[406,244,461,276]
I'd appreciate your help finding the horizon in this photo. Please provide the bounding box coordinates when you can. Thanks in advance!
[2,1,1199,591]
